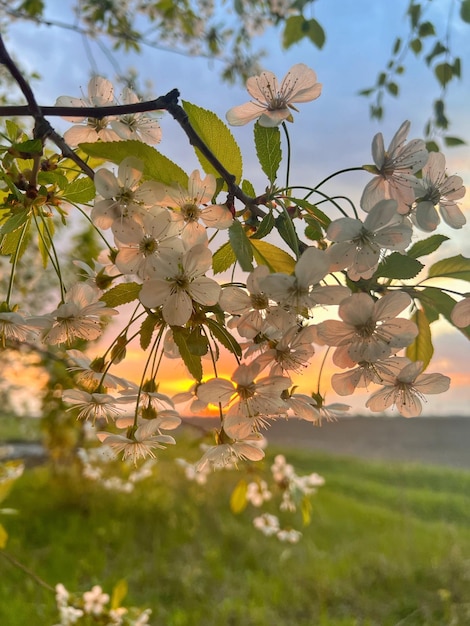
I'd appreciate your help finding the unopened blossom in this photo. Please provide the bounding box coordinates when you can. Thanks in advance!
[91,157,164,230]
[360,120,428,212]
[316,291,417,367]
[63,389,123,423]
[327,199,413,281]
[110,86,162,144]
[97,420,176,464]
[44,283,118,344]
[261,246,350,312]
[220,265,271,339]
[113,207,183,278]
[226,63,322,127]
[366,359,450,417]
[56,76,120,145]
[154,170,233,247]
[407,151,466,231]
[451,297,470,328]
[139,244,221,326]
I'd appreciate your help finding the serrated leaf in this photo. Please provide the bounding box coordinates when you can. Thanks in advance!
[241,179,256,197]
[37,171,68,187]
[187,327,209,356]
[305,18,326,49]
[406,309,434,370]
[37,218,54,268]
[0,221,30,258]
[0,211,30,235]
[416,287,470,340]
[139,314,159,350]
[111,579,128,611]
[275,213,300,258]
[230,479,248,514]
[428,255,470,281]
[229,220,253,271]
[0,523,7,549]
[254,123,281,183]
[182,101,243,185]
[205,317,242,358]
[212,241,237,274]
[100,282,141,307]
[62,177,96,204]
[172,327,203,381]
[80,141,188,187]
[407,234,449,259]
[250,239,296,274]
[291,198,331,229]
[375,252,424,279]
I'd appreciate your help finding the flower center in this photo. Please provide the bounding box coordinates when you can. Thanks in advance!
[139,236,158,256]
[181,202,201,222]
[355,318,377,337]
[250,292,269,310]
[237,383,256,400]
[87,117,109,132]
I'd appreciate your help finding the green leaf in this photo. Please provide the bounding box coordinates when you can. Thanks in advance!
[418,21,435,37]
[291,198,331,229]
[406,309,434,370]
[428,255,470,281]
[0,523,7,549]
[250,211,275,240]
[80,141,188,187]
[283,15,305,47]
[301,496,312,526]
[305,18,326,49]
[111,579,128,611]
[187,327,209,357]
[275,213,300,258]
[407,234,449,259]
[62,177,96,204]
[139,314,159,350]
[0,211,30,235]
[172,327,203,382]
[250,239,296,274]
[0,221,30,258]
[241,179,256,197]
[253,123,282,184]
[182,101,243,185]
[230,479,248,514]
[386,81,399,97]
[37,218,54,268]
[100,282,141,307]
[375,252,424,280]
[205,318,242,358]
[461,0,470,23]
[410,38,422,54]
[212,241,236,274]
[434,62,454,87]
[415,287,470,339]
[229,220,254,271]
[37,171,68,187]
[444,136,466,147]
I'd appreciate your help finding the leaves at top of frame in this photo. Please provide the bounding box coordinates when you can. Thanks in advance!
[461,0,470,23]
[254,123,282,184]
[427,255,470,282]
[79,141,188,187]
[182,101,243,185]
[283,15,325,49]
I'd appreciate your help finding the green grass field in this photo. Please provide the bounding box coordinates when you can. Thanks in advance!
[1,437,470,626]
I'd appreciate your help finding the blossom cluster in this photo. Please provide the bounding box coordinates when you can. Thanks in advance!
[53,583,151,626]
[1,63,468,472]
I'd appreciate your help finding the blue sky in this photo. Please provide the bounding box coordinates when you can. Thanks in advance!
[3,1,470,415]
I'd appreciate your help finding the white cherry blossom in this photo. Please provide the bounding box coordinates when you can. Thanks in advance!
[92,157,164,230]
[226,63,322,127]
[56,76,120,145]
[360,120,428,212]
[316,291,418,367]
[97,420,176,464]
[139,244,221,326]
[451,297,470,328]
[110,86,162,144]
[62,389,123,423]
[366,360,450,417]
[153,170,233,247]
[407,151,466,231]
[327,199,413,281]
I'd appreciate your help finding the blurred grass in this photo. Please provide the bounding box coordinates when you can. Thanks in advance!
[0,414,42,441]
[1,437,470,625]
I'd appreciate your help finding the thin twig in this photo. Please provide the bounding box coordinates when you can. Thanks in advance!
[0,550,56,593]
